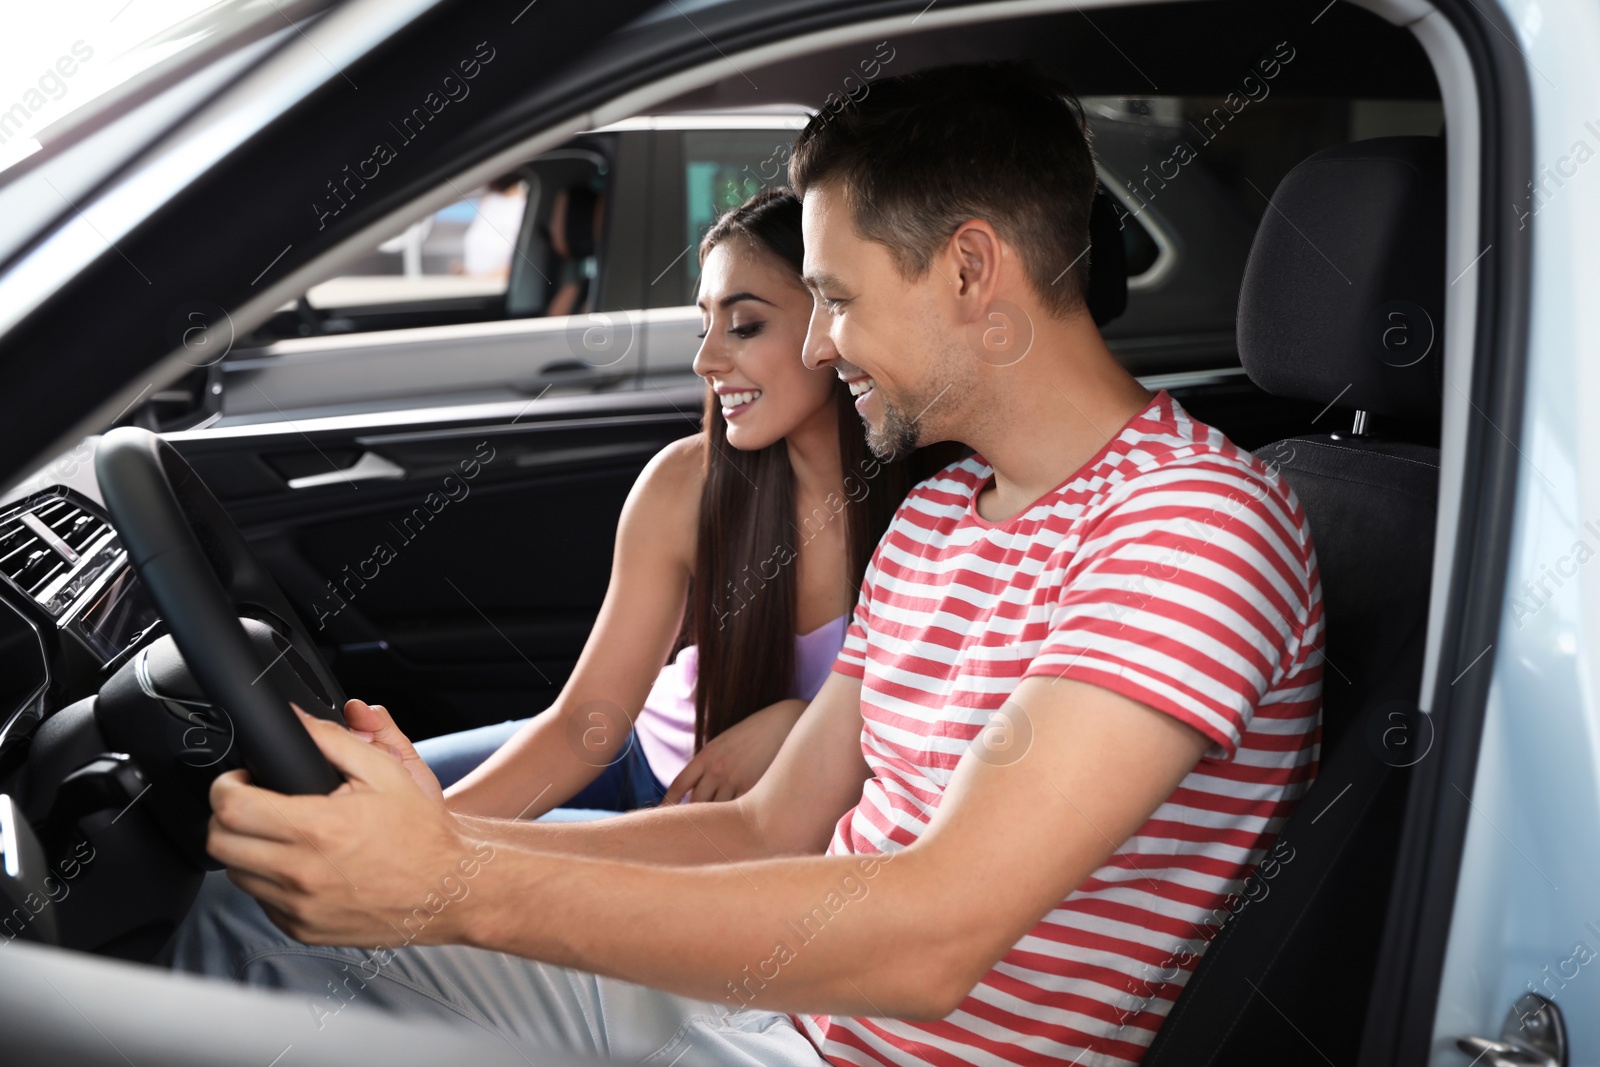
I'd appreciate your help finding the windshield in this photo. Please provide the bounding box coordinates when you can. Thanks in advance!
[0,0,332,178]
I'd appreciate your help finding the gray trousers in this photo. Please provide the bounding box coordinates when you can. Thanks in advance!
[166,872,829,1066]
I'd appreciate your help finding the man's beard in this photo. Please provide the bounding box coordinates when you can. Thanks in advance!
[864,391,923,461]
[858,333,965,461]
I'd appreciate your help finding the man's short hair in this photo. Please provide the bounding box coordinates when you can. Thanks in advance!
[789,61,1097,317]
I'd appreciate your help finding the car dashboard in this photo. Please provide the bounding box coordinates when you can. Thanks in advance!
[0,487,165,785]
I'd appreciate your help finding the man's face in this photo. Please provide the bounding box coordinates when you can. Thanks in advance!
[800,183,971,460]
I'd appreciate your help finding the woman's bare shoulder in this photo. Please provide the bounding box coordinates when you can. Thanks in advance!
[644,433,707,497]
[623,434,706,552]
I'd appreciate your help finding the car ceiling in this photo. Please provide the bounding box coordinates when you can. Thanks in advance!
[653,0,1440,110]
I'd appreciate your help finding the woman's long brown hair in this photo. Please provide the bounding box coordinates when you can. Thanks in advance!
[686,189,956,750]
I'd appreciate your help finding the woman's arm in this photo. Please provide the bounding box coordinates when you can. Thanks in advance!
[444,435,703,818]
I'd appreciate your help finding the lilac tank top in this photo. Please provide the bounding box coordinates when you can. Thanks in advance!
[633,614,849,786]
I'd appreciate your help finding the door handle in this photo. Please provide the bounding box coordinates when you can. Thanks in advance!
[511,361,626,395]
[1455,993,1566,1067]
[286,451,405,489]
[1456,1037,1558,1067]
[537,360,595,377]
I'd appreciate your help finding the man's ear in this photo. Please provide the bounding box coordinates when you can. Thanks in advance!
[948,219,1005,321]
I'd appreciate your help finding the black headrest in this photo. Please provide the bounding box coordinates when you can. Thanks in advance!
[1238,137,1445,422]
[1086,183,1128,327]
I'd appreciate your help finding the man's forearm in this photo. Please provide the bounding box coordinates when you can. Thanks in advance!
[453,839,971,1020]
[454,794,777,866]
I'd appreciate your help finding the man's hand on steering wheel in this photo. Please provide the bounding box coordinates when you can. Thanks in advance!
[207,701,482,948]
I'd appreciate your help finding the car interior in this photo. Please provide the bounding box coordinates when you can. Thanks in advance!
[0,0,1512,1062]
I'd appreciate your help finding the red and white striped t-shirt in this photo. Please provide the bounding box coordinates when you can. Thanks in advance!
[799,390,1322,1067]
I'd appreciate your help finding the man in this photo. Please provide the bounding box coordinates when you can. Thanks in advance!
[171,62,1321,1067]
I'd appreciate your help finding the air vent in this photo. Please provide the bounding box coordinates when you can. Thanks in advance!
[0,496,119,613]
[0,519,65,598]
[29,499,112,558]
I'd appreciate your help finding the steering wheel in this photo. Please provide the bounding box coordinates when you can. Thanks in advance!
[94,426,345,795]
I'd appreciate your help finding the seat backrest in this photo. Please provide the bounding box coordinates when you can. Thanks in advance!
[1273,437,1440,752]
[1143,137,1446,1067]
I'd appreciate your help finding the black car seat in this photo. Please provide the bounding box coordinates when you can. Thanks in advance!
[1142,136,1446,1066]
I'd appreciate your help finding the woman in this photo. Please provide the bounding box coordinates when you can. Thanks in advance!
[416,188,936,818]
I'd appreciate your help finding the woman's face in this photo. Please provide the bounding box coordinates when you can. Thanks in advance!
[692,239,836,451]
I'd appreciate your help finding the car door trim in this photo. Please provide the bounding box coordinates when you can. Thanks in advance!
[354,410,699,447]
[1351,0,1533,1063]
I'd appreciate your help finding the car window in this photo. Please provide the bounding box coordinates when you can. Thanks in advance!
[662,129,806,303]
[305,181,526,317]
[234,142,611,349]
[1081,93,1443,363]
[210,142,623,427]
[214,93,1445,424]
[506,149,610,320]
[680,128,798,299]
[629,96,1445,393]
[670,122,1173,305]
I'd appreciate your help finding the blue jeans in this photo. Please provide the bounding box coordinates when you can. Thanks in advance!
[413,718,668,811]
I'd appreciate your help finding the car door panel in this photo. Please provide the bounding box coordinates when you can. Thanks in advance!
[166,386,702,740]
